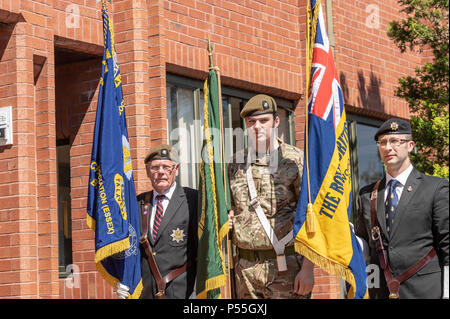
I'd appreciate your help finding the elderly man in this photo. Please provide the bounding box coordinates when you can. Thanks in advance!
[116,144,198,299]
[356,118,449,299]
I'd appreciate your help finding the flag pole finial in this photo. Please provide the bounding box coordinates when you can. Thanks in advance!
[102,0,111,10]
[207,37,214,69]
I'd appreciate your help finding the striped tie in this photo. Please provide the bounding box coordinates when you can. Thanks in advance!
[385,179,400,234]
[152,195,165,240]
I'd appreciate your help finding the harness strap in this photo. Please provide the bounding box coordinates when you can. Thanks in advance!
[370,180,436,299]
[245,152,292,272]
[140,192,189,298]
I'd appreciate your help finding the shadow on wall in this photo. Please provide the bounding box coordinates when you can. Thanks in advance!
[0,23,13,60]
[55,50,102,145]
[339,66,385,113]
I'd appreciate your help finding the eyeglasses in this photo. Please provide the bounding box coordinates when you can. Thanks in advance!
[149,165,177,173]
[376,138,410,148]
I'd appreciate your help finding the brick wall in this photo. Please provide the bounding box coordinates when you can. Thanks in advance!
[333,0,419,119]
[0,6,59,297]
[0,0,424,299]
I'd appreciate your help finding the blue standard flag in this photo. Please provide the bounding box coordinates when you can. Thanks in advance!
[86,8,142,299]
[293,0,368,299]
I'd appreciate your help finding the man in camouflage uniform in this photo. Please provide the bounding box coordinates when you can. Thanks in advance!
[228,94,315,299]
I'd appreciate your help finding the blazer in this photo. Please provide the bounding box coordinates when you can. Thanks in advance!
[137,185,198,299]
[356,167,449,299]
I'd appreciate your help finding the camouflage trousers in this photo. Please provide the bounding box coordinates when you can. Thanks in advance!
[235,254,312,299]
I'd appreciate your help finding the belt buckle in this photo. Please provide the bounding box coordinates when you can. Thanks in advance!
[371,226,380,241]
[276,254,288,272]
[140,234,148,244]
[387,279,400,299]
[250,197,259,209]
[389,292,399,299]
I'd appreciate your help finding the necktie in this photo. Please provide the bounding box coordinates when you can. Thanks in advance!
[385,179,400,234]
[152,195,166,240]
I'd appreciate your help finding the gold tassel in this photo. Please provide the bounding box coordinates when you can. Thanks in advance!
[306,203,316,234]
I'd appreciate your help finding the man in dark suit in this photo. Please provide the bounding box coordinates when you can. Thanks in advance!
[356,118,448,299]
[115,144,198,299]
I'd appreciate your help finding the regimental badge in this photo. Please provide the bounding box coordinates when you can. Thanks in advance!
[161,149,168,157]
[390,122,399,131]
[112,224,138,260]
[170,228,185,243]
[262,100,269,109]
[407,186,412,192]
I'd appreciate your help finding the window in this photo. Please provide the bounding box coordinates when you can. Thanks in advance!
[347,114,385,221]
[57,141,72,276]
[354,123,385,186]
[166,74,295,189]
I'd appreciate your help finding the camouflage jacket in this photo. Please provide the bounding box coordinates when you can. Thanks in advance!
[228,139,304,250]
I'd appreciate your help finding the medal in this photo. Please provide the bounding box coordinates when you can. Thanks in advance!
[170,227,185,243]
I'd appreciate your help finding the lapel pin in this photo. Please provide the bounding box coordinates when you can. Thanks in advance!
[407,186,412,192]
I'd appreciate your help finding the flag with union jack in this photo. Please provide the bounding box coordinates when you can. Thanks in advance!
[293,0,368,299]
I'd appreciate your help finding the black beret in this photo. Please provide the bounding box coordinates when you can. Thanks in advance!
[240,94,277,118]
[144,144,178,164]
[374,118,412,141]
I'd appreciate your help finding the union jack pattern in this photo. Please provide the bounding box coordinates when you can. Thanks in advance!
[308,0,343,128]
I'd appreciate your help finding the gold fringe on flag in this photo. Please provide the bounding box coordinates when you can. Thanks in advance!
[294,240,358,299]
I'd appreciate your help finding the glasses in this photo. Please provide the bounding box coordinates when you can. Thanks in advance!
[376,138,410,148]
[149,165,177,173]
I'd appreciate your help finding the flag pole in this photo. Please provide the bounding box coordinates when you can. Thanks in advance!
[304,1,316,234]
[207,38,235,299]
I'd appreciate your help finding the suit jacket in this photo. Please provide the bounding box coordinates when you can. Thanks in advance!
[137,185,198,299]
[356,167,449,299]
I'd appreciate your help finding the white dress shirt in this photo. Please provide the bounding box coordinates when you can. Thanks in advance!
[150,182,177,237]
[384,164,413,202]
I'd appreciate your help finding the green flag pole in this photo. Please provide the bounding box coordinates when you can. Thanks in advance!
[207,38,235,299]
[196,38,231,299]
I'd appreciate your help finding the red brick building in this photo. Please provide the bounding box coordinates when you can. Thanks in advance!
[0,0,421,299]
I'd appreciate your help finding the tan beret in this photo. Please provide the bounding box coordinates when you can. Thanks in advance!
[240,94,277,118]
[144,144,178,164]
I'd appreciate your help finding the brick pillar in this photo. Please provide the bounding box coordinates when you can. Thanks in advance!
[0,20,40,298]
[147,0,167,150]
[6,0,60,298]
[27,1,60,297]
[34,51,59,298]
[112,0,151,195]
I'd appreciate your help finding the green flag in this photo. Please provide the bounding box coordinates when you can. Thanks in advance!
[196,67,231,299]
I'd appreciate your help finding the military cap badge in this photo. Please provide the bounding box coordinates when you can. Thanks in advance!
[161,148,168,156]
[390,122,399,131]
[262,100,269,109]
